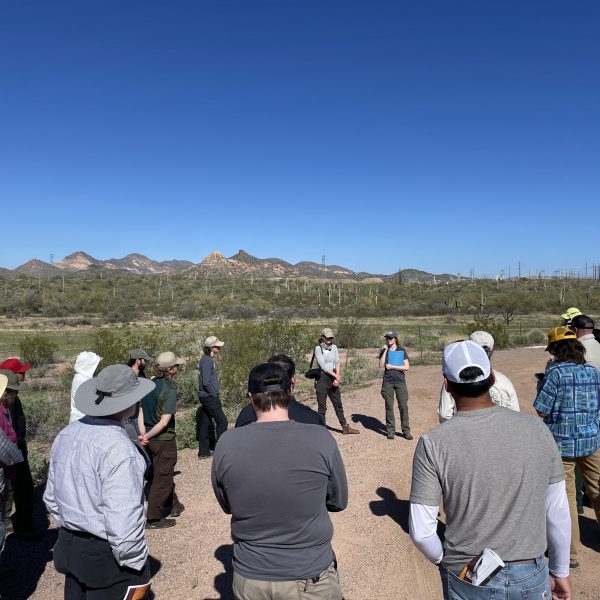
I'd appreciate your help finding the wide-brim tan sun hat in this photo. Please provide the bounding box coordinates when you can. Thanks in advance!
[321,328,335,338]
[74,364,155,417]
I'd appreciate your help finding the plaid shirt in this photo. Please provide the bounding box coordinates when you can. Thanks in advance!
[534,362,600,458]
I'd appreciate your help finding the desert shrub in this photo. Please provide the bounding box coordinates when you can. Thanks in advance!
[510,334,529,347]
[91,328,127,366]
[528,330,546,345]
[511,329,546,347]
[337,319,370,350]
[343,356,380,386]
[206,319,315,411]
[176,408,198,450]
[175,364,199,405]
[179,302,197,320]
[23,390,69,443]
[225,304,258,319]
[27,441,50,486]
[19,334,58,367]
[28,364,53,380]
[464,321,509,349]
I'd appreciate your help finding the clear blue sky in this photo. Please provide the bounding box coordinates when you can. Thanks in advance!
[1,1,598,276]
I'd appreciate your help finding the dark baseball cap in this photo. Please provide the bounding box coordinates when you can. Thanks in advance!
[571,315,595,329]
[248,363,291,394]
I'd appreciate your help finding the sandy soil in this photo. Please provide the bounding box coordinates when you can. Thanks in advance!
[3,346,600,599]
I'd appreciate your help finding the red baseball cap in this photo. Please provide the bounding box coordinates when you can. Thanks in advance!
[0,358,32,374]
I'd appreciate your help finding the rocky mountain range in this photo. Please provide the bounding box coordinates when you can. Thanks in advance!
[6,250,453,283]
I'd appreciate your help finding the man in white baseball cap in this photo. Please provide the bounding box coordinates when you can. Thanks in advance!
[437,331,519,422]
[410,341,571,599]
[44,365,155,599]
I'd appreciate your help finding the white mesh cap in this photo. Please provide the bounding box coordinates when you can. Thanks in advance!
[442,340,491,383]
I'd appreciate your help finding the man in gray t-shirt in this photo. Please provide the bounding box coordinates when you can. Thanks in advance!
[212,363,348,600]
[409,341,571,599]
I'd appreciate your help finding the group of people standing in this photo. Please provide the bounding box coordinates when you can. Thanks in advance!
[2,311,600,599]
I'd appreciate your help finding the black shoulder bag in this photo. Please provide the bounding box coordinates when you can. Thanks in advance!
[304,351,322,380]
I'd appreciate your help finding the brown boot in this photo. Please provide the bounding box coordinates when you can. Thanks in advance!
[342,424,360,434]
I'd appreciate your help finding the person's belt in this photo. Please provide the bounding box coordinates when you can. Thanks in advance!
[62,527,105,542]
[504,558,537,565]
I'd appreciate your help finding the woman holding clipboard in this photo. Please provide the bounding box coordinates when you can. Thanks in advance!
[379,331,412,440]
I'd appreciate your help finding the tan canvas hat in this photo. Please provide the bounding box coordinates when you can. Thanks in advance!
[156,351,186,368]
[321,328,335,338]
[204,336,224,348]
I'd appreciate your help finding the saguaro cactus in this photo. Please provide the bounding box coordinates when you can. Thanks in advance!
[559,284,566,304]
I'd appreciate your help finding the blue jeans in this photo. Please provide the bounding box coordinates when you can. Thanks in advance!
[440,556,551,599]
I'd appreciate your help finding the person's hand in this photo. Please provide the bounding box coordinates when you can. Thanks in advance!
[332,378,340,387]
[139,434,149,446]
[550,574,571,599]
[385,363,392,370]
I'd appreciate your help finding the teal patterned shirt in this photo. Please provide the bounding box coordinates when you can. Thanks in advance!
[534,362,600,458]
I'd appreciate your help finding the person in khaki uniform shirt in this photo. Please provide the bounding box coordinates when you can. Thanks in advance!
[571,314,600,370]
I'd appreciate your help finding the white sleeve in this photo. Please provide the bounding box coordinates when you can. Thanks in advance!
[409,503,444,564]
[546,480,570,578]
[437,385,455,423]
[42,450,62,527]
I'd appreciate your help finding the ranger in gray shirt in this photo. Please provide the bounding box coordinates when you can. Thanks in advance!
[212,363,348,600]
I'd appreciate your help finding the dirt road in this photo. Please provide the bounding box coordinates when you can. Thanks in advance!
[15,347,600,599]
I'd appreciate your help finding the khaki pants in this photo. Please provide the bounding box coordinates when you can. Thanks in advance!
[563,449,600,560]
[232,562,342,600]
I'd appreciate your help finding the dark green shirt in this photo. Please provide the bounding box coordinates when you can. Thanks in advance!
[142,378,177,441]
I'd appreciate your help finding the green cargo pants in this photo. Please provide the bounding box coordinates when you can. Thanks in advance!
[381,381,410,436]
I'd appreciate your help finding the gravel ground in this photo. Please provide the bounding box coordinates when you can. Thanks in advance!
[2,346,600,599]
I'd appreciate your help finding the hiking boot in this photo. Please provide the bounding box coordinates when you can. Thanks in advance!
[198,450,214,460]
[387,433,395,440]
[569,559,579,569]
[145,518,176,530]
[170,503,185,518]
[403,432,414,441]
[342,425,359,435]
